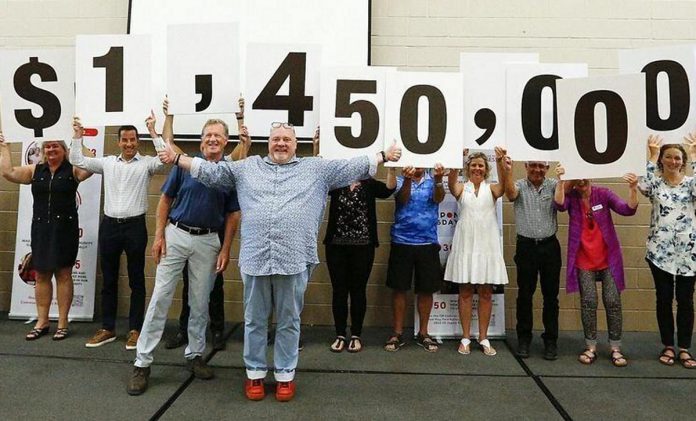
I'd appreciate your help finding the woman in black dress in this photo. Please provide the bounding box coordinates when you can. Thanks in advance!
[314,130,397,352]
[0,124,91,341]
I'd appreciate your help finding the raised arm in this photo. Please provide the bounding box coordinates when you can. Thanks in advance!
[69,116,104,175]
[0,133,34,184]
[432,163,446,204]
[640,135,663,198]
[396,167,414,205]
[622,173,639,211]
[228,96,250,161]
[502,154,518,201]
[447,168,463,200]
[490,147,507,200]
[553,163,568,211]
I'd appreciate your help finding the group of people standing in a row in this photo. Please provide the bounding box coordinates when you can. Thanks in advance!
[2,96,696,402]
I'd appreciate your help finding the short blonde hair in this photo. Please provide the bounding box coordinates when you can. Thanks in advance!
[201,119,229,139]
[465,152,491,180]
[40,140,68,164]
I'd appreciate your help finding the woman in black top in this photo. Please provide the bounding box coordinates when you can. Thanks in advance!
[0,125,91,341]
[315,131,396,352]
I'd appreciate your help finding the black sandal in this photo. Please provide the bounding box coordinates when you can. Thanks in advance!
[678,349,696,369]
[52,328,69,341]
[610,350,628,367]
[26,326,49,341]
[330,336,346,353]
[416,333,438,353]
[347,336,363,353]
[384,333,404,352]
[659,347,676,366]
[578,348,597,365]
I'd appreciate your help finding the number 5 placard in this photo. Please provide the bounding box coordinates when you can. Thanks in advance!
[385,71,464,169]
[319,66,393,159]
[245,43,321,139]
[75,35,152,126]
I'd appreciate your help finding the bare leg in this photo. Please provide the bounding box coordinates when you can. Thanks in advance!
[392,290,407,334]
[416,293,433,336]
[458,285,474,340]
[34,270,54,329]
[477,285,493,342]
[54,266,74,329]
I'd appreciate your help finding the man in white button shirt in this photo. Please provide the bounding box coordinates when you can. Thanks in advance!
[70,113,177,350]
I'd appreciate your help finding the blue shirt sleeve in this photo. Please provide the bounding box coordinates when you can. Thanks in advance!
[161,166,182,198]
[225,190,240,213]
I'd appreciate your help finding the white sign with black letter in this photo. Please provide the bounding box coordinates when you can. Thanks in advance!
[319,66,393,159]
[0,49,74,143]
[245,43,321,139]
[619,44,696,141]
[506,63,588,161]
[460,52,538,149]
[167,23,241,115]
[557,74,647,180]
[385,71,464,169]
[75,35,152,126]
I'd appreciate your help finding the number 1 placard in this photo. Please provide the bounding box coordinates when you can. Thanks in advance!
[245,43,321,139]
[75,34,152,126]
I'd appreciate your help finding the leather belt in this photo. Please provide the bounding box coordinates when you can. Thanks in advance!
[104,214,145,224]
[517,234,555,245]
[170,219,217,235]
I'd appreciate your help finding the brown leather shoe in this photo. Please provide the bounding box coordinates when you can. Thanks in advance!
[244,378,265,401]
[187,356,214,379]
[125,330,139,350]
[127,366,150,396]
[275,380,296,402]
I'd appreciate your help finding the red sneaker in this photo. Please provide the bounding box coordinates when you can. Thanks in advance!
[244,378,265,401]
[275,380,296,402]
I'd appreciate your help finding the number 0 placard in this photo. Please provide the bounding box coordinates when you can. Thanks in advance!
[75,35,152,126]
[557,74,647,180]
[385,71,464,169]
[245,43,321,139]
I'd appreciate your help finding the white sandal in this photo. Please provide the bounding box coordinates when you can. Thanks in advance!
[458,338,471,355]
[479,339,497,356]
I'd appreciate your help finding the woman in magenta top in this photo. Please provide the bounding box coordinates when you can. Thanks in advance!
[554,164,638,367]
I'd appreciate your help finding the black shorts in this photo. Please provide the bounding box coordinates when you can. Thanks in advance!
[386,243,442,294]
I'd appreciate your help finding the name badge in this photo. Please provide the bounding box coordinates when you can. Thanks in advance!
[591,204,603,212]
[540,194,551,201]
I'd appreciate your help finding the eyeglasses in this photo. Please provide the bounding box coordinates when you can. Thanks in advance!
[271,122,294,129]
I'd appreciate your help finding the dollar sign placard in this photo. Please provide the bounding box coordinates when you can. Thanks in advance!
[13,57,62,138]
[0,48,74,142]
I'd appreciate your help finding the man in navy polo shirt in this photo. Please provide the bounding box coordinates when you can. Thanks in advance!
[127,118,240,396]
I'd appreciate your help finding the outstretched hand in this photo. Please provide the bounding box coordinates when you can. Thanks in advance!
[555,163,565,180]
[72,116,84,139]
[623,172,638,189]
[385,139,402,162]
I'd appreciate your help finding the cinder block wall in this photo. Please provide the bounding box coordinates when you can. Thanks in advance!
[0,0,693,333]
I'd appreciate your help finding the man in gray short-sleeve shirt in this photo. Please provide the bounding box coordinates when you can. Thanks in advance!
[503,159,562,361]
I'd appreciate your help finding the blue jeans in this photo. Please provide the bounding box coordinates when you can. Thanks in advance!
[242,266,312,382]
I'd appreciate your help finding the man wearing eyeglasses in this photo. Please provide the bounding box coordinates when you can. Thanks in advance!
[502,159,562,361]
[157,122,401,402]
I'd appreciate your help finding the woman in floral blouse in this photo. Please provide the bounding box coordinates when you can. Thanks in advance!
[640,134,696,369]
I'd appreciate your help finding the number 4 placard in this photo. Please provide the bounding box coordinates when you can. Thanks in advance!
[75,35,152,126]
[246,43,321,139]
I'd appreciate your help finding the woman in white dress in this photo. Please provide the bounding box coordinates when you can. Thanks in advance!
[445,148,508,356]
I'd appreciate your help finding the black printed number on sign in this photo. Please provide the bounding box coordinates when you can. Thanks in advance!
[642,60,690,131]
[521,74,560,151]
[334,80,379,149]
[92,46,124,112]
[253,52,313,126]
[195,74,213,112]
[399,85,447,154]
[574,90,628,165]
